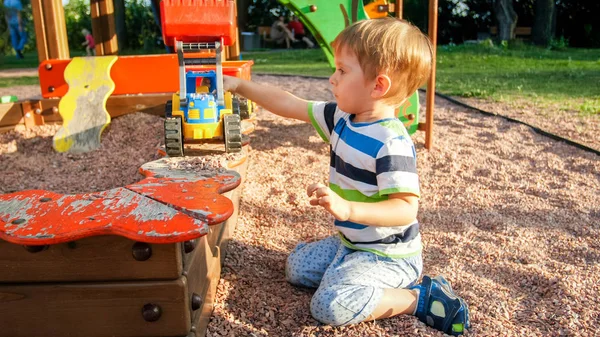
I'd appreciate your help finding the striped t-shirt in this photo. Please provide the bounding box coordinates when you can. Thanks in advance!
[308,101,422,258]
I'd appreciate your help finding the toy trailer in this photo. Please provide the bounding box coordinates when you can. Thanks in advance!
[161,0,243,157]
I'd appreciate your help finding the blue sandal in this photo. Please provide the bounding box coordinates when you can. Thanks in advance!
[410,275,470,336]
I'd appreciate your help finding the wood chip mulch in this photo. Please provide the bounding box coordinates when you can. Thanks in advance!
[1,75,599,336]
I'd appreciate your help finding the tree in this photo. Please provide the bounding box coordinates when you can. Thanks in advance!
[531,0,554,46]
[494,0,517,41]
[114,0,128,50]
[245,0,289,32]
[237,0,251,32]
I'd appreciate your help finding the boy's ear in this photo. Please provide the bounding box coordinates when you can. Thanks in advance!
[371,74,392,99]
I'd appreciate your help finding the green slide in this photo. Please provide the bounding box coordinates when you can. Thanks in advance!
[278,0,369,68]
[278,0,421,135]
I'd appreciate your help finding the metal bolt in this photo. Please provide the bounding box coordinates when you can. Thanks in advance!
[407,114,415,121]
[34,108,42,115]
[39,197,52,202]
[191,293,202,311]
[45,63,53,70]
[141,303,162,322]
[25,112,31,118]
[132,242,152,261]
[183,240,197,253]
[309,4,318,12]
[23,245,49,253]
[52,106,59,114]
[48,86,55,93]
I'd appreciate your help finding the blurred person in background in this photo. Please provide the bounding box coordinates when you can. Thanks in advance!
[81,28,96,56]
[288,16,315,48]
[270,16,297,49]
[4,0,28,59]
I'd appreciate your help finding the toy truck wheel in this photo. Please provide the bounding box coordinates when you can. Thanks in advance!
[164,116,184,157]
[232,96,241,116]
[238,97,250,120]
[165,100,173,118]
[223,114,242,153]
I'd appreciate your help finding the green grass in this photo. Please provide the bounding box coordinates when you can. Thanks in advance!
[0,52,40,69]
[243,45,600,115]
[0,76,39,87]
[243,49,333,77]
[436,43,600,115]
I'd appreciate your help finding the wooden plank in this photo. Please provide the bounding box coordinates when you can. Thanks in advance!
[216,153,248,261]
[185,157,247,337]
[0,94,170,132]
[31,0,49,62]
[0,278,190,337]
[105,93,171,118]
[181,235,219,336]
[425,0,438,150]
[41,0,69,60]
[91,0,119,56]
[21,99,44,128]
[191,248,222,337]
[0,102,24,128]
[0,236,182,283]
[394,0,403,19]
[184,235,215,297]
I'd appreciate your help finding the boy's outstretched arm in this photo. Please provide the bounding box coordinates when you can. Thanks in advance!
[224,75,310,123]
[307,183,419,227]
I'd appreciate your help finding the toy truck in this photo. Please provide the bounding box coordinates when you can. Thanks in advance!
[161,0,250,156]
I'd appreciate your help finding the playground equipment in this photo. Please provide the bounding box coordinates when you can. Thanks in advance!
[52,56,118,153]
[277,0,438,142]
[160,0,249,156]
[0,1,438,336]
[0,1,252,336]
[0,157,245,337]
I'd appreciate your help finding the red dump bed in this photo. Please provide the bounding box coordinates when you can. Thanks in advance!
[161,0,237,47]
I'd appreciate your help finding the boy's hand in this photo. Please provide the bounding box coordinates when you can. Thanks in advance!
[307,183,351,221]
[223,75,241,93]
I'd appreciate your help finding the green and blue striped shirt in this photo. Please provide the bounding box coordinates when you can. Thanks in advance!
[309,101,422,258]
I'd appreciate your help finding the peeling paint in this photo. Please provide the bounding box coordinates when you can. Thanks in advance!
[0,156,240,245]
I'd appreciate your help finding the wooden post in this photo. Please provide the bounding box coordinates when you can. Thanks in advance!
[91,0,119,55]
[227,1,241,60]
[425,0,438,150]
[31,0,69,62]
[395,0,403,19]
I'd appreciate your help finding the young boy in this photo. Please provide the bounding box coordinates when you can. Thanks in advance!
[81,28,96,56]
[223,18,470,336]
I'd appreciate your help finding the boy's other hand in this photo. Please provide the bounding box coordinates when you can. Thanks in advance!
[223,75,241,93]
[307,182,351,221]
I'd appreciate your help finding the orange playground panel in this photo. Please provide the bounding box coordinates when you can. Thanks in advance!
[160,0,237,46]
[38,56,254,99]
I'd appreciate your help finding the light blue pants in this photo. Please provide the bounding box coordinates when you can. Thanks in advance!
[286,235,422,326]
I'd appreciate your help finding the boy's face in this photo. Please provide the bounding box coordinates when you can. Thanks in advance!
[329,47,375,114]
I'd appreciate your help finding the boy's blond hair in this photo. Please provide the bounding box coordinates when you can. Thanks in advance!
[332,18,433,106]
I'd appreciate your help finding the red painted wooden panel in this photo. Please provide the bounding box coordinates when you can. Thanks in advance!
[0,159,240,245]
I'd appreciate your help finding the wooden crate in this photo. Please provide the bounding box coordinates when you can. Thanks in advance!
[0,158,248,337]
[0,236,182,283]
